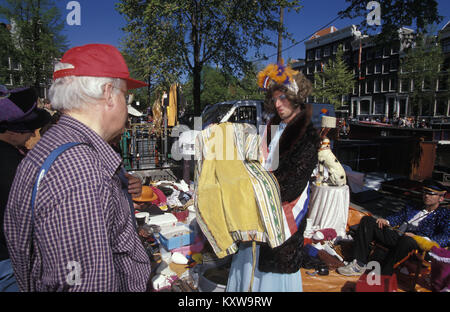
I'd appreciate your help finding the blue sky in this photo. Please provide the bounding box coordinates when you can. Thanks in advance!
[4,0,450,66]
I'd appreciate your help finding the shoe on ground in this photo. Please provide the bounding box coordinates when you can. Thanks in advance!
[337,259,366,276]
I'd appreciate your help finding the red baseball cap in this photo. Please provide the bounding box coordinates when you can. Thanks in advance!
[53,44,148,90]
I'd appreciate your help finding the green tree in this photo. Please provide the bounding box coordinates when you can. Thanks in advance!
[339,0,442,42]
[0,0,67,93]
[116,0,301,116]
[0,23,16,86]
[182,64,263,114]
[312,45,354,109]
[400,33,448,117]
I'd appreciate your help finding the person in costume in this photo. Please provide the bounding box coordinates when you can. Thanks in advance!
[337,179,449,276]
[226,62,321,291]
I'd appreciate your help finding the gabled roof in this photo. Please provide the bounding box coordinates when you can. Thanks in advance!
[310,26,338,40]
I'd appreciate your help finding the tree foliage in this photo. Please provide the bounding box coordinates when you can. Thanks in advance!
[116,0,301,116]
[182,64,263,113]
[312,45,354,109]
[339,0,443,42]
[0,0,67,92]
[399,33,448,116]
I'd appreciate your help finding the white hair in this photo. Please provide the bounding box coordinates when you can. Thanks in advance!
[49,62,125,111]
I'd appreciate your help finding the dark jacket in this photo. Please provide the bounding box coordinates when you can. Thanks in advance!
[258,107,321,273]
[0,140,25,260]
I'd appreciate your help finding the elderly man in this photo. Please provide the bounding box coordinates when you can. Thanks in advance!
[338,179,449,276]
[4,44,151,291]
[0,86,51,292]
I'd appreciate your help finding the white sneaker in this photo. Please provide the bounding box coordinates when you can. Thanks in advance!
[337,259,366,276]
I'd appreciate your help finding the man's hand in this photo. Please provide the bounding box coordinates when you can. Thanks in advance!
[125,172,142,198]
[403,232,415,238]
[376,218,389,229]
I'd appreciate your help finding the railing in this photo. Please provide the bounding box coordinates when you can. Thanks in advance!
[120,124,167,171]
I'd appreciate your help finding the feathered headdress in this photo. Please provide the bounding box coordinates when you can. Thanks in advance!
[257,61,299,94]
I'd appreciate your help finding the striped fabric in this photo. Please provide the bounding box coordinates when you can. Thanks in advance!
[194,123,285,258]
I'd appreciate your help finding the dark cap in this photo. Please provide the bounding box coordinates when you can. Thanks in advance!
[0,86,52,133]
[423,179,447,195]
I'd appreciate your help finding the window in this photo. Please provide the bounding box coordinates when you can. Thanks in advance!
[374,48,383,58]
[374,62,382,74]
[332,44,338,54]
[307,50,314,61]
[366,79,373,93]
[6,74,13,86]
[391,42,400,54]
[374,100,385,114]
[423,77,432,91]
[315,49,321,60]
[366,63,373,75]
[436,98,449,116]
[443,40,450,54]
[307,66,314,75]
[382,78,389,92]
[390,59,398,71]
[315,62,322,72]
[360,100,371,115]
[383,46,390,58]
[374,79,381,93]
[390,78,398,92]
[366,50,373,60]
[438,77,448,91]
[323,47,330,57]
[383,61,390,73]
[11,59,20,70]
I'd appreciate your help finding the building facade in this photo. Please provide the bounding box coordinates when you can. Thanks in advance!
[0,21,53,99]
[303,24,450,121]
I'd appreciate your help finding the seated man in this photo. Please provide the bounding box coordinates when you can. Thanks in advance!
[338,179,449,276]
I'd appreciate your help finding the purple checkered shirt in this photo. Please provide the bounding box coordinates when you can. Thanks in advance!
[4,115,151,291]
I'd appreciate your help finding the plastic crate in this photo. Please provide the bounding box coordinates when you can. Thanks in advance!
[159,225,195,250]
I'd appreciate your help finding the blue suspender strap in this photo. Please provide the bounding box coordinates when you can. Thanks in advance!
[30,142,81,225]
[28,142,81,290]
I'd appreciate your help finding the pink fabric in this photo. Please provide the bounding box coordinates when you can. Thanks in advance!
[150,186,167,205]
[429,246,450,292]
[318,228,337,241]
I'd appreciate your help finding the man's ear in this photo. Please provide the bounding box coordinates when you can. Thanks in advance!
[103,83,115,109]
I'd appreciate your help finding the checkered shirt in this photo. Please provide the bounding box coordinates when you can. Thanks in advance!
[4,115,151,291]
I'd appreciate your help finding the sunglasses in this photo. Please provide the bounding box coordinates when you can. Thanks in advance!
[272,94,287,103]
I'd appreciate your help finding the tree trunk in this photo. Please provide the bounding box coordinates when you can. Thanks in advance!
[193,65,202,116]
[192,2,202,116]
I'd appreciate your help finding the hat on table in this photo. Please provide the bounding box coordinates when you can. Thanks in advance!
[133,185,158,202]
[0,86,51,133]
[53,44,148,90]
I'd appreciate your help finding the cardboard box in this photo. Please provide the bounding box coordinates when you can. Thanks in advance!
[159,225,195,250]
[147,213,178,231]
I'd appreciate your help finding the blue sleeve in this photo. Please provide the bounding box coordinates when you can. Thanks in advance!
[386,207,408,228]
[431,209,450,247]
